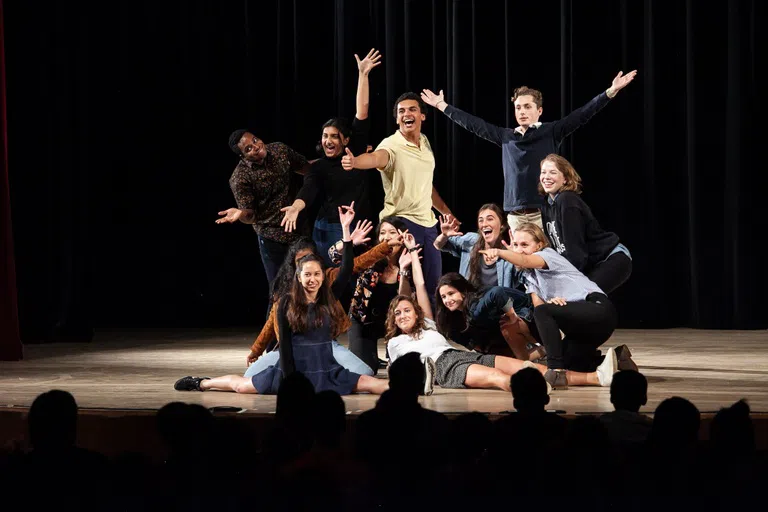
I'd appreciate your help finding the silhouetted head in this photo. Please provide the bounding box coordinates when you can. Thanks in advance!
[387,352,424,399]
[511,367,550,412]
[28,390,78,451]
[710,399,754,454]
[610,370,648,413]
[276,371,316,422]
[156,402,215,458]
[312,390,347,448]
[650,396,700,447]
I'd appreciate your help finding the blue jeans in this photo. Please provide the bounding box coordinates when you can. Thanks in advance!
[396,217,441,308]
[257,235,290,285]
[471,286,533,325]
[243,340,374,378]
[313,219,344,267]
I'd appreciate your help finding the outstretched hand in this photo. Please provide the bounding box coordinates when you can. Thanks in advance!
[216,208,243,224]
[356,48,382,75]
[279,205,299,232]
[421,88,445,108]
[399,246,422,269]
[338,201,356,229]
[438,214,463,237]
[607,70,638,96]
[479,248,500,259]
[350,219,373,246]
[341,148,356,171]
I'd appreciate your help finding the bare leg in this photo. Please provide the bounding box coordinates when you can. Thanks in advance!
[199,375,258,394]
[354,375,389,395]
[464,364,514,391]
[499,315,539,360]
[493,356,601,386]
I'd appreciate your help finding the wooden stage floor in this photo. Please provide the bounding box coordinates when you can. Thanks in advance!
[1,328,767,416]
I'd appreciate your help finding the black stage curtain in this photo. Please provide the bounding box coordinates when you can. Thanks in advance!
[2,0,765,341]
[0,0,22,358]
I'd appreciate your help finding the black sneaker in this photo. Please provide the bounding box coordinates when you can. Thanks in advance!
[614,345,638,372]
[174,376,210,391]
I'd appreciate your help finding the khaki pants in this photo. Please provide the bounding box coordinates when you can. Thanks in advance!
[507,209,543,233]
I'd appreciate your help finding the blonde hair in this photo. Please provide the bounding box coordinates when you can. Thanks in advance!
[537,154,582,195]
[513,222,550,250]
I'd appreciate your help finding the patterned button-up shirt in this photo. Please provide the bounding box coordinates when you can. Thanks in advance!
[228,142,307,244]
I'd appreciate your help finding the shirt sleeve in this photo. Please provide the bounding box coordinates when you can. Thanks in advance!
[349,116,371,155]
[294,160,323,207]
[443,105,508,147]
[559,203,589,272]
[443,232,479,258]
[375,138,396,174]
[550,92,612,143]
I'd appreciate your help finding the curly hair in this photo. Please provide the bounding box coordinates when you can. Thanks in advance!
[434,273,476,339]
[286,254,348,338]
[466,203,508,289]
[511,86,543,108]
[384,295,428,342]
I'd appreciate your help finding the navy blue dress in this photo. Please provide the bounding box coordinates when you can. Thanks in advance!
[251,240,361,395]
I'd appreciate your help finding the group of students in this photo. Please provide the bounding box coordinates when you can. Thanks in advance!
[175,48,639,395]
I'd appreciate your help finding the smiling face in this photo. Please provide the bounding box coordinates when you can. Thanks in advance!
[514,94,543,128]
[540,160,567,195]
[512,230,544,256]
[396,99,425,135]
[393,299,417,334]
[237,132,267,163]
[378,221,401,249]
[477,209,503,247]
[439,285,465,312]
[297,260,324,294]
[321,126,349,159]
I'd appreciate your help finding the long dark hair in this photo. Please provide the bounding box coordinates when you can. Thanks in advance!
[286,254,347,336]
[467,203,508,289]
[434,273,477,338]
[270,237,318,301]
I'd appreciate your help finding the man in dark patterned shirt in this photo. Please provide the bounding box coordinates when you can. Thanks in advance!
[216,131,309,285]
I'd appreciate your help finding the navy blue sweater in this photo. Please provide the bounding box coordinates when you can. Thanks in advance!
[444,91,612,212]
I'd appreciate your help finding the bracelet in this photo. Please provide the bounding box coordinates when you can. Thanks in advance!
[399,269,411,277]
[408,246,419,252]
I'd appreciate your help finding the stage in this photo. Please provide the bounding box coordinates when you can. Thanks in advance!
[1,327,766,415]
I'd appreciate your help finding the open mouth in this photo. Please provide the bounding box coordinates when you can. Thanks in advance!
[403,117,415,128]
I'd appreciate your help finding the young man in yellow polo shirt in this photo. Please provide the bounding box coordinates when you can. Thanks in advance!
[341,92,454,304]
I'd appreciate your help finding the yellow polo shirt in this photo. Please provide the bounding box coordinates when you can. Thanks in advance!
[376,130,437,227]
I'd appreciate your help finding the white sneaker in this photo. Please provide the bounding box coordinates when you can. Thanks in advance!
[423,357,436,396]
[596,347,618,387]
[522,360,552,395]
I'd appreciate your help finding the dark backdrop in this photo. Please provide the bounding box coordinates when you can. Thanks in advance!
[2,0,765,343]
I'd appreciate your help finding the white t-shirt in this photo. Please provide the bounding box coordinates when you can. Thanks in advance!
[387,318,454,364]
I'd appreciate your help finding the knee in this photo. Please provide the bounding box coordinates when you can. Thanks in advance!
[234,379,253,394]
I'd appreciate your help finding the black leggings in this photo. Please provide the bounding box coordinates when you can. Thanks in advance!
[348,318,385,373]
[587,252,632,295]
[533,292,617,370]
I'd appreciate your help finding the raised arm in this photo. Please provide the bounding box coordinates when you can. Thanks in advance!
[400,231,433,320]
[355,48,381,120]
[433,214,464,252]
[480,246,547,270]
[277,296,295,376]
[341,148,390,171]
[421,88,507,147]
[330,202,356,297]
[552,70,637,142]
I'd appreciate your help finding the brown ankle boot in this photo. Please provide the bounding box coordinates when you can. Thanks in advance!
[544,369,568,390]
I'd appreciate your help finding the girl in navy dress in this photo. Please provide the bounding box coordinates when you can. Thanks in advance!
[174,202,389,395]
